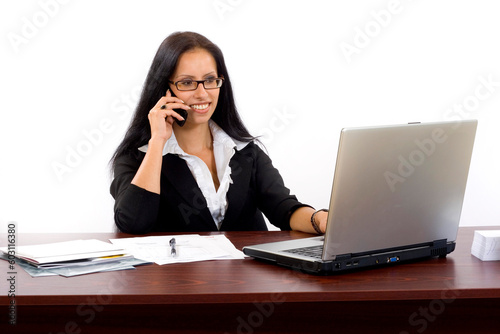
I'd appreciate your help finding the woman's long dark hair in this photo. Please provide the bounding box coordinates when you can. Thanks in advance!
[110,31,254,171]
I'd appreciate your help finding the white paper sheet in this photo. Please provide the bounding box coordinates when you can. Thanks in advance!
[109,234,246,265]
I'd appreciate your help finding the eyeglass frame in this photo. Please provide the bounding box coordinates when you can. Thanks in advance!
[168,77,225,91]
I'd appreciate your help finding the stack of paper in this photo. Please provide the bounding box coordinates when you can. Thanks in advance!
[1,239,128,268]
[0,239,149,277]
[471,230,500,261]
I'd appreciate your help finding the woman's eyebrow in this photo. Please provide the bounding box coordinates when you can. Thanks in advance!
[174,71,217,80]
[203,71,217,77]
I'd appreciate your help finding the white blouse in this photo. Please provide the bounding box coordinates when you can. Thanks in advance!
[139,121,249,229]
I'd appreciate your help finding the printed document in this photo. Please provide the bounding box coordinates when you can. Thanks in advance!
[109,234,246,265]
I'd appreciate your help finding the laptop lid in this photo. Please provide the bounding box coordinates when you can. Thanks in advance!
[322,120,477,260]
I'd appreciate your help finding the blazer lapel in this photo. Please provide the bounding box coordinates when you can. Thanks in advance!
[221,149,254,229]
[162,154,217,230]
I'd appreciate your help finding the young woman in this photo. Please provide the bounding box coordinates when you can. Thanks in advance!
[110,31,327,234]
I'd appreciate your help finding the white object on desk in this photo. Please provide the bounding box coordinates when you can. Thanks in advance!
[471,230,500,261]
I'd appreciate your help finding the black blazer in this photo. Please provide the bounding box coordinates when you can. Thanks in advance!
[110,142,307,234]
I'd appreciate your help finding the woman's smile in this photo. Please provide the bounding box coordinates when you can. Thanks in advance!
[190,103,211,113]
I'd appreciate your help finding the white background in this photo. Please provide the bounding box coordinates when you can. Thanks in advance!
[0,0,499,233]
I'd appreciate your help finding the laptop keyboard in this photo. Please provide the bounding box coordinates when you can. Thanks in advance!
[283,245,324,259]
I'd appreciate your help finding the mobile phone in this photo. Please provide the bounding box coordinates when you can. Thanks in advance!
[169,91,188,127]
[174,108,188,127]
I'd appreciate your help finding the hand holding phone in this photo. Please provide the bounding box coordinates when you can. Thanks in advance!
[160,104,188,127]
[173,108,188,127]
[167,90,188,127]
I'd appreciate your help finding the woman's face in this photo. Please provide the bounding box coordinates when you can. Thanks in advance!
[169,48,220,126]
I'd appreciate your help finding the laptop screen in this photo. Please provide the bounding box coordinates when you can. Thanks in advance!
[323,120,477,260]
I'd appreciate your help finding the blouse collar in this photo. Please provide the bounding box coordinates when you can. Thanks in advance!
[138,120,249,155]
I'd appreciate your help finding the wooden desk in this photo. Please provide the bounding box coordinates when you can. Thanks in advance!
[1,227,500,333]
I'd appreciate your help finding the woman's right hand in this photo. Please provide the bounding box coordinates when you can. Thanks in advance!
[148,90,188,144]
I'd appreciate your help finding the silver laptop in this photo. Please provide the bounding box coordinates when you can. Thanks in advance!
[243,120,477,274]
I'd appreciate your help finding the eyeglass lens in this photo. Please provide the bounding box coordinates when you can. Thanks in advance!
[176,79,223,91]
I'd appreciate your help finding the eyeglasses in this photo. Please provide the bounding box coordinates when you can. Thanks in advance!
[168,77,224,91]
